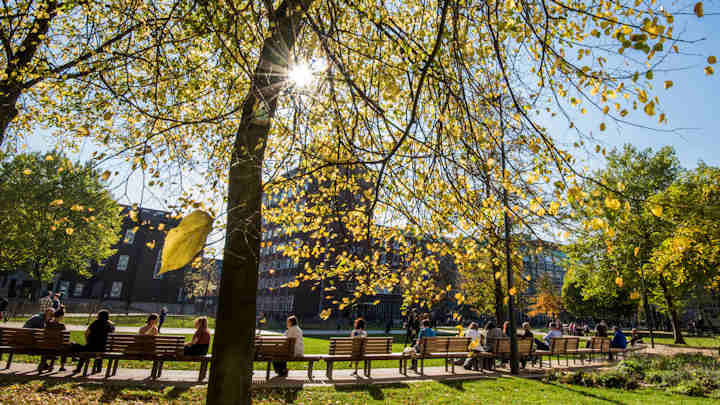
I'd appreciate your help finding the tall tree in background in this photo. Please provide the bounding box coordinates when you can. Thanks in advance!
[564,145,682,342]
[0,152,122,295]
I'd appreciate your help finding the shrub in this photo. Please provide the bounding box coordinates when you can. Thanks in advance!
[668,381,706,397]
[593,371,638,390]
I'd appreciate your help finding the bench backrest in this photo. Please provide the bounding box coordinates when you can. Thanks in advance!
[491,337,511,354]
[36,329,71,351]
[108,334,185,356]
[1,327,38,348]
[565,337,580,351]
[517,337,533,356]
[255,336,296,359]
[591,336,610,351]
[328,337,364,357]
[420,337,471,355]
[549,337,567,354]
[363,337,392,355]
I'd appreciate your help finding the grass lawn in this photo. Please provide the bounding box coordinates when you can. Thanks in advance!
[1,376,717,404]
[10,333,448,372]
[649,336,720,348]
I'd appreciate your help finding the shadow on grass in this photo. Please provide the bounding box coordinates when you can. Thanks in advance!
[439,380,466,391]
[541,380,623,404]
[335,383,411,400]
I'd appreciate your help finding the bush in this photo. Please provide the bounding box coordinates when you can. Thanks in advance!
[593,371,638,390]
[668,381,706,397]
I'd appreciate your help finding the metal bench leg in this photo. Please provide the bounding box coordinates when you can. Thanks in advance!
[199,360,208,381]
[420,358,424,376]
[326,361,333,380]
[366,361,371,378]
[6,352,13,369]
[59,356,66,371]
[307,360,313,380]
[82,359,90,376]
[105,360,113,379]
[266,361,271,380]
[451,357,455,374]
[157,361,164,378]
[113,359,120,376]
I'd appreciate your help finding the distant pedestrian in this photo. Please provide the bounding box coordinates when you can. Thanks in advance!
[158,307,168,332]
[39,291,53,313]
[385,318,393,335]
[52,293,61,310]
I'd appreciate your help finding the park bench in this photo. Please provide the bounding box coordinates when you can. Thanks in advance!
[534,337,567,368]
[476,337,533,370]
[0,327,71,371]
[358,337,400,377]
[323,337,365,379]
[576,336,609,362]
[254,336,323,380]
[411,336,471,375]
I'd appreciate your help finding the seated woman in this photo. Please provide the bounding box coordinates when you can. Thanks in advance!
[630,328,644,346]
[349,318,367,375]
[72,310,115,374]
[138,313,160,336]
[39,306,67,372]
[184,317,211,356]
[273,315,304,377]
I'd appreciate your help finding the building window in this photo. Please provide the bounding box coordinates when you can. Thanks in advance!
[73,283,85,297]
[124,229,135,244]
[110,281,123,298]
[153,247,164,279]
[117,255,130,271]
[57,280,70,296]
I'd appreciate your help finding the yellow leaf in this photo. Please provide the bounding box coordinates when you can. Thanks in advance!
[50,199,63,206]
[101,171,111,181]
[634,247,640,257]
[705,66,714,75]
[694,2,704,17]
[615,277,623,287]
[494,271,502,280]
[644,102,655,116]
[600,123,606,131]
[372,299,380,305]
[22,169,32,175]
[664,81,673,89]
[651,206,663,217]
[509,287,518,296]
[319,308,332,320]
[45,155,54,161]
[50,225,57,231]
[146,240,156,249]
[604,196,620,210]
[709,56,717,65]
[160,210,213,274]
[65,228,74,235]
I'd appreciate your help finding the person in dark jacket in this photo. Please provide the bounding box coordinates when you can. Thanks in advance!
[23,308,54,329]
[0,296,8,322]
[72,310,115,374]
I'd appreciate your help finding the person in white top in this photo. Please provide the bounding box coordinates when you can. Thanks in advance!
[349,318,368,375]
[538,322,562,350]
[274,315,303,377]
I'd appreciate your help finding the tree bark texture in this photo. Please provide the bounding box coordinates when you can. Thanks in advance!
[659,277,686,345]
[206,2,308,404]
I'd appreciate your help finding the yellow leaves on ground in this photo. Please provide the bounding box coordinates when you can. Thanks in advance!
[615,277,623,287]
[604,196,621,210]
[319,308,332,320]
[694,2,704,17]
[22,169,32,175]
[651,205,663,217]
[160,210,213,275]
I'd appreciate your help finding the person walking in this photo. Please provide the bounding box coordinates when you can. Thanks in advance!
[158,307,168,332]
[39,291,53,313]
[51,293,61,310]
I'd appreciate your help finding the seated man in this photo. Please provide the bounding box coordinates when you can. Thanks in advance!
[535,322,562,351]
[71,310,115,374]
[23,308,54,329]
[610,326,627,349]
[629,328,644,346]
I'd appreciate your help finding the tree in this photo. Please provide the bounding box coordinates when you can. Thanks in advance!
[648,164,720,343]
[184,257,221,313]
[0,151,122,294]
[529,273,563,319]
[562,276,638,320]
[564,145,684,342]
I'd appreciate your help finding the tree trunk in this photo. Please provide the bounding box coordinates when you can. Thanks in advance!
[206,2,308,404]
[0,95,19,145]
[492,259,505,325]
[659,278,686,345]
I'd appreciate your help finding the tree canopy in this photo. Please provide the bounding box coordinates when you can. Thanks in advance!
[0,151,122,287]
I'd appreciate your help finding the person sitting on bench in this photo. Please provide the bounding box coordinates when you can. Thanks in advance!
[535,322,561,351]
[610,326,627,349]
[273,315,304,377]
[23,308,54,329]
[72,310,115,374]
[184,317,211,356]
[138,313,160,336]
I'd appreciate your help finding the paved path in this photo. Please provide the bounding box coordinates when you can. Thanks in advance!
[0,361,616,388]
